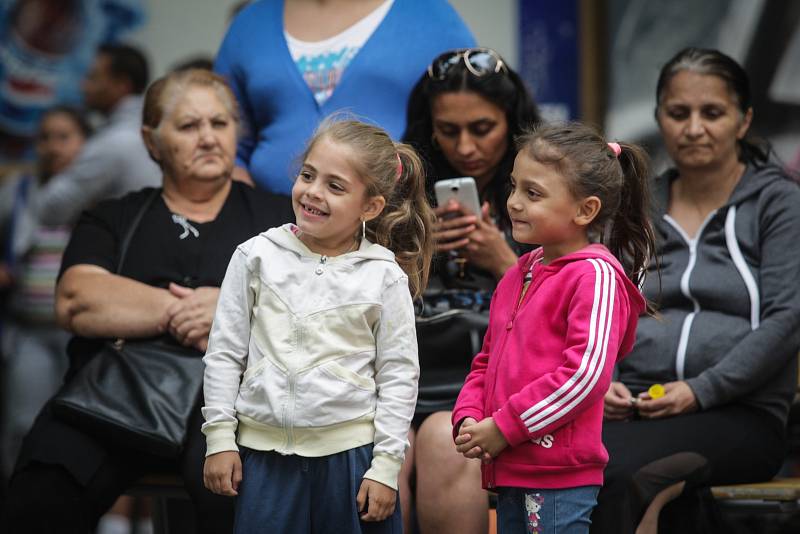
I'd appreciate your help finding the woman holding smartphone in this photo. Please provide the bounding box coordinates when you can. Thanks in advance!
[401,48,540,533]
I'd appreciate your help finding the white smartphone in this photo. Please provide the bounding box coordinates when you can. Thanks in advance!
[434,177,482,216]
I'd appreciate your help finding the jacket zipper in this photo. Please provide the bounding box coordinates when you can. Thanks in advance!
[286,373,296,451]
[663,213,716,380]
[286,316,303,452]
[483,258,542,488]
[315,255,328,275]
[506,258,542,330]
[288,255,326,448]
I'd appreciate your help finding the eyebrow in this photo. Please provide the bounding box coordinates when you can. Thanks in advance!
[301,162,352,185]
[434,117,496,126]
[511,174,542,188]
[175,112,229,121]
[662,99,729,108]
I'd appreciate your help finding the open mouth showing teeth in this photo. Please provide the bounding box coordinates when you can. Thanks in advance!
[303,203,328,216]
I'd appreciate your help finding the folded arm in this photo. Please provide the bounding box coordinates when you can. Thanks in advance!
[56,264,177,338]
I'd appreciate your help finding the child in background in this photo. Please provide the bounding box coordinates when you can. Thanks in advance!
[452,122,655,533]
[0,106,90,479]
[201,119,434,533]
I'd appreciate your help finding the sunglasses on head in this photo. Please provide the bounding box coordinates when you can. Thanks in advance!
[427,48,508,80]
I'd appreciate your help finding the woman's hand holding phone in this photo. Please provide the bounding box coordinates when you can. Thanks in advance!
[462,202,518,279]
[434,200,518,279]
[432,199,478,252]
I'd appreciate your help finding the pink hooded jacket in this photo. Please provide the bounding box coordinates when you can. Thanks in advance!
[452,244,645,490]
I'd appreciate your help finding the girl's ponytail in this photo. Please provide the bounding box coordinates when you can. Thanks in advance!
[519,122,658,313]
[371,144,435,299]
[607,143,656,288]
[302,118,435,298]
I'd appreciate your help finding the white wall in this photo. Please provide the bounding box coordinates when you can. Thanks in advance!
[126,0,244,78]
[450,0,519,68]
[126,0,518,78]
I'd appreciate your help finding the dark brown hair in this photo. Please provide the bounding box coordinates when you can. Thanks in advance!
[517,122,656,291]
[655,47,769,165]
[302,119,435,298]
[403,48,541,228]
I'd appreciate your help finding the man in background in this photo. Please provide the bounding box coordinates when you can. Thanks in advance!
[32,43,159,226]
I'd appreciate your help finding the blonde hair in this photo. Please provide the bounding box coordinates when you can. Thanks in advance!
[141,69,240,164]
[301,119,435,298]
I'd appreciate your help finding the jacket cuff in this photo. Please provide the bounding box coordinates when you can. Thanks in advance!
[493,406,528,447]
[684,376,713,411]
[202,422,240,456]
[363,452,402,490]
[451,408,484,440]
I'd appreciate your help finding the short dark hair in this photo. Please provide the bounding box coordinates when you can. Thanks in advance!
[41,105,93,138]
[402,50,541,228]
[98,43,150,94]
[171,56,214,73]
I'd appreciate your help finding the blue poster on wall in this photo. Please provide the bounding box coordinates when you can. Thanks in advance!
[519,0,579,122]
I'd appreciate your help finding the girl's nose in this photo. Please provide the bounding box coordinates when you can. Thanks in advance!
[305,179,324,198]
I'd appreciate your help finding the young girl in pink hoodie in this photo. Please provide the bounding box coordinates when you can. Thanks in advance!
[452,122,655,533]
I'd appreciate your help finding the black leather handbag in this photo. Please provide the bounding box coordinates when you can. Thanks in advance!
[51,337,204,457]
[51,191,205,457]
[415,287,491,414]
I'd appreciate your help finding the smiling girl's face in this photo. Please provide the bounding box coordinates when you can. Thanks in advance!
[292,136,384,257]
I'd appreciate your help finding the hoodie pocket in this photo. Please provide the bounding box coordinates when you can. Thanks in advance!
[236,358,287,427]
[242,357,270,386]
[320,361,375,390]
[293,361,376,427]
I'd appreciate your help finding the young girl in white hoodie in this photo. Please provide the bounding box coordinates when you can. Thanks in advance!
[201,119,434,533]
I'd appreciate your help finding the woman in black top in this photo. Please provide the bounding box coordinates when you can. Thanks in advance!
[2,69,292,533]
[400,48,540,534]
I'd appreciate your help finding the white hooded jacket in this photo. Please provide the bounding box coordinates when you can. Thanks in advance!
[201,224,419,489]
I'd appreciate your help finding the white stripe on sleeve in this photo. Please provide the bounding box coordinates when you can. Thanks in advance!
[520,259,615,433]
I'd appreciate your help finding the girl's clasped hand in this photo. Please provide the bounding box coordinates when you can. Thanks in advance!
[454,417,507,463]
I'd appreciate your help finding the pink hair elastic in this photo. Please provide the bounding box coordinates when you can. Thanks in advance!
[607,142,622,158]
[396,153,403,181]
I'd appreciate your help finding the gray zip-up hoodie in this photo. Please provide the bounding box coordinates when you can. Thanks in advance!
[617,163,800,426]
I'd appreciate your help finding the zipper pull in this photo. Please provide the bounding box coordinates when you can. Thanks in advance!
[315,255,327,275]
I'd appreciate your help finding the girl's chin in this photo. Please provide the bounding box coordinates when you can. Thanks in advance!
[511,228,534,243]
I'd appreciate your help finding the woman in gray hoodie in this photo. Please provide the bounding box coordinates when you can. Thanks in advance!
[592,48,800,533]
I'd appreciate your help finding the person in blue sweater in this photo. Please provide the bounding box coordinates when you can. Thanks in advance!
[214,0,475,195]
